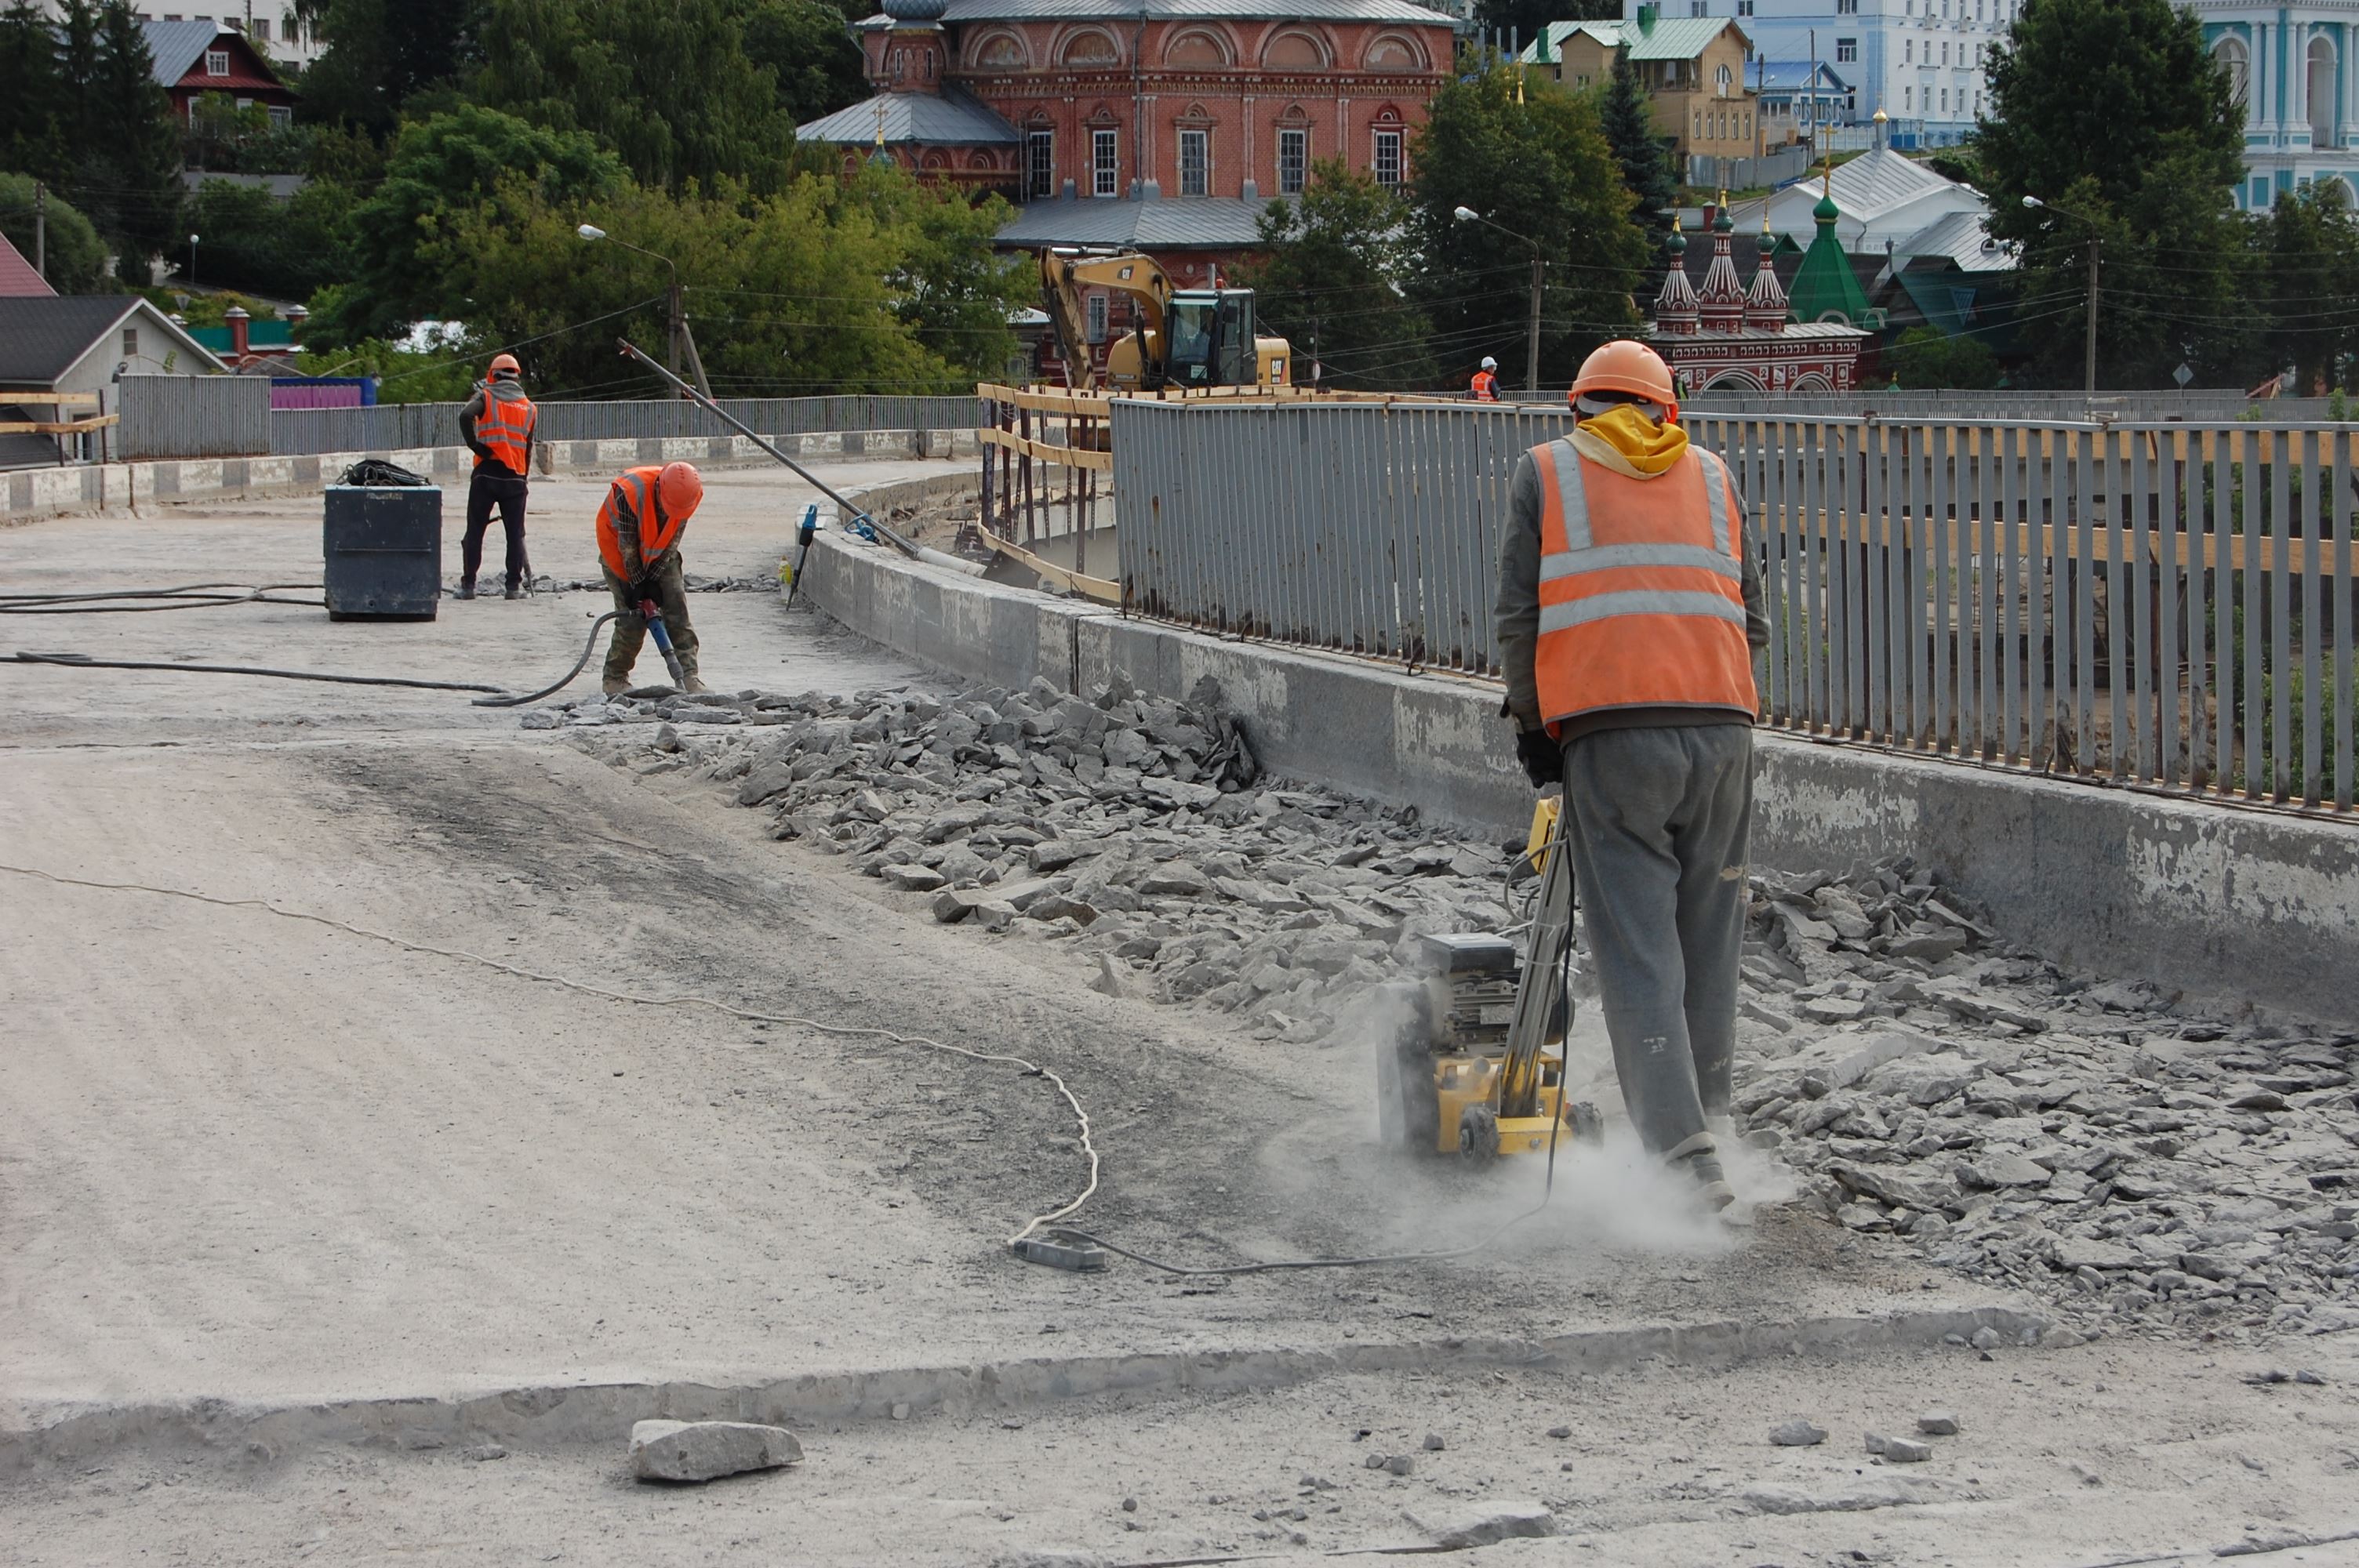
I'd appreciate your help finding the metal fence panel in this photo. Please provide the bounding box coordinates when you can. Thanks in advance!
[117,374,272,459]
[1109,399,2359,820]
[268,396,983,456]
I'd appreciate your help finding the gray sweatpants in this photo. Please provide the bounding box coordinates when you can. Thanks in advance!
[1559,724,1754,1179]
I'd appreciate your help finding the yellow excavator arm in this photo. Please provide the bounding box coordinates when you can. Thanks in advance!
[1038,249,1172,394]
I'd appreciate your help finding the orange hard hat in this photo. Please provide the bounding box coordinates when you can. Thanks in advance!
[657,462,704,521]
[487,352,522,379]
[1568,339,1677,419]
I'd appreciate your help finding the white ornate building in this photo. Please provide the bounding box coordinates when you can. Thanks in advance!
[2194,2,2359,212]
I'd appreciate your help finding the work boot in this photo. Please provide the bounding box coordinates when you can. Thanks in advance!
[601,677,628,697]
[454,579,476,600]
[682,673,711,695]
[503,583,523,600]
[1667,1131,1738,1218]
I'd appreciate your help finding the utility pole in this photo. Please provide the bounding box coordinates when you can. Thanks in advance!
[32,180,44,280]
[2083,236,2101,395]
[667,276,685,397]
[1525,257,1545,396]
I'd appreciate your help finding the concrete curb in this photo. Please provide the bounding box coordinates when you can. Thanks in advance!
[799,523,2359,1027]
[0,430,981,528]
[2,1303,2050,1473]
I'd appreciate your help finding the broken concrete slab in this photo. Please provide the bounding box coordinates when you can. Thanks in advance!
[628,1419,802,1483]
[1405,1501,1554,1548]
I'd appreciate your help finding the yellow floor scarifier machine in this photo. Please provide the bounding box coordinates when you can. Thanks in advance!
[1377,798,1605,1159]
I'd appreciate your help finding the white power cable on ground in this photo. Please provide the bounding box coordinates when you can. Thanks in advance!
[0,862,1098,1247]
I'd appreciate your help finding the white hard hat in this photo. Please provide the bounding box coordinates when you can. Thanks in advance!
[1480,356,1498,370]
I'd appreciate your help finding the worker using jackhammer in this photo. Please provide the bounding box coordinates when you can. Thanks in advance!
[456,353,536,599]
[1492,339,1768,1218]
[594,460,708,695]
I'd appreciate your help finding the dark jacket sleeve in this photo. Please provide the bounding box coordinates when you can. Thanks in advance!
[458,389,493,464]
[612,481,645,581]
[1732,475,1770,652]
[1492,451,1545,729]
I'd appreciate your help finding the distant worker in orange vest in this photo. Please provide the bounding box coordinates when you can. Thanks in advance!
[595,461,709,695]
[1470,356,1500,402]
[456,353,536,599]
[1492,339,1768,1221]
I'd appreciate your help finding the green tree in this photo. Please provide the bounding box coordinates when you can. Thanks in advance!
[307,104,622,346]
[1977,0,2252,387]
[0,172,112,292]
[300,0,488,132]
[1237,160,1434,390]
[830,162,1030,384]
[1474,0,1617,53]
[186,177,361,301]
[1885,324,2003,390]
[1599,50,1676,223]
[63,1,185,265]
[2259,183,2359,393]
[743,0,870,125]
[0,0,66,180]
[1408,60,1646,389]
[478,0,802,195]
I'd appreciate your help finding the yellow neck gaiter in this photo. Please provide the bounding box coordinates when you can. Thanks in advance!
[1568,404,1689,478]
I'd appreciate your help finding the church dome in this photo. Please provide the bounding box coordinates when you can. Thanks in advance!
[885,0,947,20]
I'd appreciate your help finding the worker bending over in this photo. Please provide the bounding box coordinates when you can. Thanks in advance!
[1492,339,1768,1217]
[595,461,708,695]
[1470,356,1500,403]
[456,353,536,599]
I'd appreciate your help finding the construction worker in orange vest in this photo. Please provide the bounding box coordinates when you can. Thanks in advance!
[456,353,536,599]
[1492,339,1768,1221]
[596,461,709,695]
[1470,356,1500,402]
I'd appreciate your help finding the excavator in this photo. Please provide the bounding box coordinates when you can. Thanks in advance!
[1038,247,1291,394]
[1376,798,1605,1159]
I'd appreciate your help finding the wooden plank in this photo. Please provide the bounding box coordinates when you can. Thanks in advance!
[0,414,119,435]
[0,391,101,408]
[979,532,1119,604]
[978,426,1115,471]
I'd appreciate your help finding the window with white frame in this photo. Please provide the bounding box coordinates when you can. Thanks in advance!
[1372,128,1401,187]
[1690,1,1706,15]
[1278,127,1307,194]
[1738,0,1751,13]
[1091,128,1118,197]
[205,48,228,74]
[1835,0,1856,13]
[1716,63,1732,94]
[251,16,268,38]
[267,103,290,128]
[1178,128,1209,196]
[1027,129,1054,198]
[1904,85,1913,109]
[122,327,138,358]
[1835,36,1856,61]
[1905,39,1912,64]
[1940,42,1949,65]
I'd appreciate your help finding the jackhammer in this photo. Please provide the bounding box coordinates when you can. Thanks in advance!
[634,596,689,688]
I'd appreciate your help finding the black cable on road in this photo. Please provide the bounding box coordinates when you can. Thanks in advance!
[5,650,509,693]
[467,611,627,707]
[0,583,328,613]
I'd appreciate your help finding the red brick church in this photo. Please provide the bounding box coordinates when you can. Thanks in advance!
[798,0,1459,288]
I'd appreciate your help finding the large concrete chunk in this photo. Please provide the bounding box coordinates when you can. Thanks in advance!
[629,1418,802,1483]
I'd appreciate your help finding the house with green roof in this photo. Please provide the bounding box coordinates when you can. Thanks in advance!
[1520,5,1758,166]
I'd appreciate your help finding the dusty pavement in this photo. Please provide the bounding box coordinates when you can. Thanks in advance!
[2,464,2356,1565]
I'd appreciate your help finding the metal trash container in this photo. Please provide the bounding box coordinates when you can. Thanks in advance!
[323,485,442,620]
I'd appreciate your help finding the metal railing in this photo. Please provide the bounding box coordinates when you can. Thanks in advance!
[1109,400,2359,817]
[268,395,983,456]
[118,373,272,459]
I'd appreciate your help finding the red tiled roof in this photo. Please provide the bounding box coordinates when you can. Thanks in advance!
[0,230,56,299]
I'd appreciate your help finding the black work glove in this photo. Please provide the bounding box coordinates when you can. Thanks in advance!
[1515,727,1563,789]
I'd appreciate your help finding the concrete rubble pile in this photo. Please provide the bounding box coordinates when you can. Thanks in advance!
[537,681,2359,1338]
[544,674,1514,1045]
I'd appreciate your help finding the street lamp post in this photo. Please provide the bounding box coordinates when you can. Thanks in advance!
[188,233,198,289]
[1455,205,1546,397]
[577,223,712,399]
[2023,194,2101,395]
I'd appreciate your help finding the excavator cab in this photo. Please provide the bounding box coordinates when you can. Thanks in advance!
[1167,291,1289,390]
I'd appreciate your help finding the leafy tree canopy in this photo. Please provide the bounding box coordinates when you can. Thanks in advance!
[300,0,487,133]
[1600,49,1677,225]
[0,171,112,292]
[1238,161,1434,390]
[1885,323,2003,390]
[1407,62,1645,389]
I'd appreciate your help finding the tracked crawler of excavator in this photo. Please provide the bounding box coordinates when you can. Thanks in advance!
[1376,798,1605,1160]
[1038,247,1291,394]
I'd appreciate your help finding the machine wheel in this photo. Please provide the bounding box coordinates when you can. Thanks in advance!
[1457,1104,1501,1161]
[1567,1100,1605,1148]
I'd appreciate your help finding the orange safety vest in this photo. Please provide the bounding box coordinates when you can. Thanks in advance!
[1530,437,1757,731]
[595,466,688,579]
[1470,369,1499,403]
[473,379,536,475]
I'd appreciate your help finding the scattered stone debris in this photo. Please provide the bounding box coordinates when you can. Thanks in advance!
[551,676,2359,1341]
[628,1419,802,1483]
[1405,1501,1555,1548]
[1916,1411,1961,1436]
[1768,1418,1827,1446]
[1865,1432,1932,1463]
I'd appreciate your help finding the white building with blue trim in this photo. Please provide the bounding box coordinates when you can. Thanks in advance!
[1622,0,2024,143]
[2195,4,2359,211]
